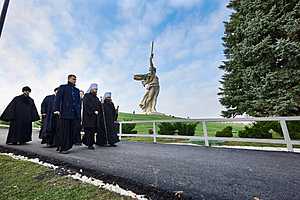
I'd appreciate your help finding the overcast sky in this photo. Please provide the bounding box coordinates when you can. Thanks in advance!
[0,0,231,118]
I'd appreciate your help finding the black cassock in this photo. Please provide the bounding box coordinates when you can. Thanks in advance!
[39,95,58,146]
[54,83,81,152]
[0,94,40,144]
[82,93,101,147]
[96,100,120,146]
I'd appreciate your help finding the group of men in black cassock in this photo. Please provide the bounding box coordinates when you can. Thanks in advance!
[0,74,119,153]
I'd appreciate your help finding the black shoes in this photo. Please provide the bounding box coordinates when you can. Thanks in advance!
[45,144,56,148]
[88,146,95,150]
[59,150,70,154]
[6,142,17,145]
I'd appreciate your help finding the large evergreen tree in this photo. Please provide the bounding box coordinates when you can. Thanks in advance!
[219,0,300,117]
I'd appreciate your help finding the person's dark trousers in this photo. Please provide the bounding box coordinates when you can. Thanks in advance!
[82,127,96,147]
[42,131,56,147]
[50,115,59,147]
[57,119,81,152]
[73,121,82,145]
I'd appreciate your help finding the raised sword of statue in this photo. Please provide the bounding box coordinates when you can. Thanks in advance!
[133,41,155,81]
[150,41,154,57]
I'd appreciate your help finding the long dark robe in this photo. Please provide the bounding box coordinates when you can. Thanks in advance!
[82,93,101,147]
[0,94,40,144]
[55,82,81,151]
[40,95,58,146]
[56,119,81,151]
[96,100,120,146]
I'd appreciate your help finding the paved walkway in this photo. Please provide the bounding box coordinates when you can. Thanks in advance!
[0,129,300,200]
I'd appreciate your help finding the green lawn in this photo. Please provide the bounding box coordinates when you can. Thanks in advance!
[0,154,132,200]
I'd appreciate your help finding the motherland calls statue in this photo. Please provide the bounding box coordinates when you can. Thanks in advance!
[133,42,160,114]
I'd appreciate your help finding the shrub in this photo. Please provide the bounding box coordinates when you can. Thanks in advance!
[121,123,137,134]
[158,122,198,136]
[285,121,300,140]
[238,121,300,140]
[148,129,153,134]
[158,122,176,135]
[272,121,300,140]
[216,126,233,137]
[238,122,272,139]
[174,122,198,136]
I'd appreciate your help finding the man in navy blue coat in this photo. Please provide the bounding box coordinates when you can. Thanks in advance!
[39,87,59,147]
[54,74,81,153]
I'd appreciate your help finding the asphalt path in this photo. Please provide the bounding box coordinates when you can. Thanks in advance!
[0,129,300,200]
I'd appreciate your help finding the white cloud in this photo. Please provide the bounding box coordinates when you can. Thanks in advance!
[151,0,229,117]
[167,0,203,8]
[158,83,222,118]
[0,0,76,111]
[117,0,142,20]
[0,0,230,118]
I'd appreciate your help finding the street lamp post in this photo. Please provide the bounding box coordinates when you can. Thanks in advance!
[0,0,10,38]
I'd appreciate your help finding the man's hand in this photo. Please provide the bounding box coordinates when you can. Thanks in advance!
[54,111,60,115]
[94,111,99,115]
